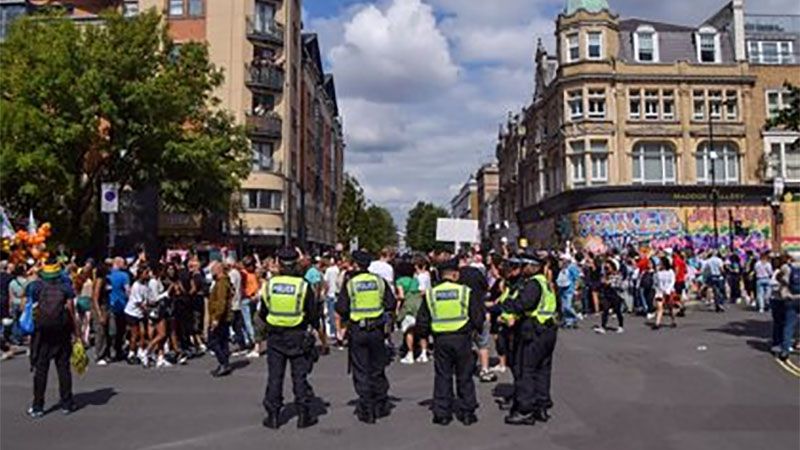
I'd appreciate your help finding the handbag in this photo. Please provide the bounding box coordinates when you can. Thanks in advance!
[19,301,35,336]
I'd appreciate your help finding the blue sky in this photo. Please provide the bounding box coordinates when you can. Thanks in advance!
[303,0,799,228]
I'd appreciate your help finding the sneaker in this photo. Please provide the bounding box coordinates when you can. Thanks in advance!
[96,359,108,366]
[490,364,507,374]
[646,313,655,320]
[139,353,149,367]
[199,343,208,353]
[27,407,44,419]
[615,327,624,334]
[61,402,76,415]
[416,352,429,363]
[246,350,260,359]
[178,354,189,365]
[400,354,414,365]
[479,369,497,383]
[593,325,606,335]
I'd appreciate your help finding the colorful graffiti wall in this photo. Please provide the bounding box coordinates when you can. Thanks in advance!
[570,206,773,254]
[782,195,800,253]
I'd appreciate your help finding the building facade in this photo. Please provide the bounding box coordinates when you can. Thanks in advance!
[475,163,500,244]
[450,176,479,220]
[496,0,799,254]
[2,0,344,251]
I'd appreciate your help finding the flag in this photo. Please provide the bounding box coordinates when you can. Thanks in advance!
[28,209,37,234]
[0,207,14,239]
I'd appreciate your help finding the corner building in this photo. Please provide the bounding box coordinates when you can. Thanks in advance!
[507,0,799,254]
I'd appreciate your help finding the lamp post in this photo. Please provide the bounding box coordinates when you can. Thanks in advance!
[772,177,785,252]
[708,109,719,248]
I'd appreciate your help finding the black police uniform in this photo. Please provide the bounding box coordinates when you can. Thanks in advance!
[495,273,523,410]
[259,266,319,429]
[501,269,557,424]
[415,264,485,425]
[335,261,396,423]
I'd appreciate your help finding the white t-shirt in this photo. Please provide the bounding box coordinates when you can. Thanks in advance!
[228,268,242,310]
[125,280,153,318]
[368,260,394,284]
[656,269,676,298]
[324,265,340,298]
[416,271,432,292]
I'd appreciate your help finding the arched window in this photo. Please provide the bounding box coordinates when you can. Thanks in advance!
[696,142,739,184]
[631,142,676,184]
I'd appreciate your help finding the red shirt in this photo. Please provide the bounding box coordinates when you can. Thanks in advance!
[673,254,687,283]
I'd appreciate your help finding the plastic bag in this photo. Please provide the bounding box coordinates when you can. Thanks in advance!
[19,301,35,336]
[70,341,89,375]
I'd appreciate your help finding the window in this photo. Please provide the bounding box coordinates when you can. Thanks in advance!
[0,4,26,41]
[590,140,608,184]
[693,90,706,120]
[644,90,659,119]
[697,29,719,63]
[587,88,606,119]
[708,90,722,119]
[123,1,139,17]
[766,137,800,182]
[587,32,602,59]
[766,89,792,120]
[188,0,203,16]
[634,26,658,62]
[567,89,583,120]
[629,89,641,119]
[168,0,184,16]
[695,142,739,184]
[252,142,275,171]
[632,142,676,184]
[569,141,586,185]
[242,189,283,211]
[252,93,275,115]
[748,40,795,64]
[662,90,675,120]
[255,0,275,32]
[725,90,738,120]
[566,33,579,62]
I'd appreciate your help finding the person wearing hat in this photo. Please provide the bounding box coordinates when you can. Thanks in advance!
[494,256,524,411]
[258,248,320,429]
[27,257,78,418]
[501,251,557,426]
[336,250,397,424]
[416,257,484,426]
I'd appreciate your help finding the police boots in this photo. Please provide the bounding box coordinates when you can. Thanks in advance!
[504,411,536,426]
[297,407,318,429]
[262,409,280,429]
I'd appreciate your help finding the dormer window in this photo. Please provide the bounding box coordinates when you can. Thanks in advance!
[696,26,720,63]
[634,25,659,62]
[566,33,579,62]
[587,31,603,59]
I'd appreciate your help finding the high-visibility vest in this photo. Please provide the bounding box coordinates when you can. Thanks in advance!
[426,281,470,333]
[346,273,385,321]
[262,275,307,328]
[497,285,519,323]
[528,274,556,324]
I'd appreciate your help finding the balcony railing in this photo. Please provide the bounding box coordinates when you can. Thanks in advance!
[246,16,284,45]
[245,63,284,91]
[246,112,282,138]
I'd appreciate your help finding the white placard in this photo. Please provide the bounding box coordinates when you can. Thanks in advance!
[436,218,479,244]
[101,183,119,213]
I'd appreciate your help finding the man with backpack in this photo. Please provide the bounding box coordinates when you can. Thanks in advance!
[28,257,78,418]
[774,253,800,361]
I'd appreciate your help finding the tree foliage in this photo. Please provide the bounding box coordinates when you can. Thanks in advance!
[336,173,397,253]
[0,11,250,247]
[405,201,449,252]
[768,82,800,132]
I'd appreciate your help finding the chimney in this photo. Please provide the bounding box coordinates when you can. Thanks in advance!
[732,0,746,62]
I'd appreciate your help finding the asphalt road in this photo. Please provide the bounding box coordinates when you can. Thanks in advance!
[2,308,798,450]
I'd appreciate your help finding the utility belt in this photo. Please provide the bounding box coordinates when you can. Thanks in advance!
[350,317,385,331]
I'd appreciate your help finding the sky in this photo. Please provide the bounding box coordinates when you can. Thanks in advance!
[304,0,800,228]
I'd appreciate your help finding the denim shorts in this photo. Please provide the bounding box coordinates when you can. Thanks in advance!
[475,318,492,349]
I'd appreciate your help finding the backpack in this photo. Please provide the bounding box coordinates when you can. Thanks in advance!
[790,265,800,295]
[36,282,68,331]
[640,271,655,291]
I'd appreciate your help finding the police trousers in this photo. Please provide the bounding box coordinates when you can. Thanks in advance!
[513,324,557,414]
[432,333,477,418]
[263,332,313,414]
[349,327,389,414]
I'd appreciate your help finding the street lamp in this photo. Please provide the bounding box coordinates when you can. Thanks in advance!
[707,98,735,249]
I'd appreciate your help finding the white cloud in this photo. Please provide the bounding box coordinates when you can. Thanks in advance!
[328,0,459,103]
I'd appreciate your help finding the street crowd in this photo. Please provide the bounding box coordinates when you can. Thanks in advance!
[1,242,798,423]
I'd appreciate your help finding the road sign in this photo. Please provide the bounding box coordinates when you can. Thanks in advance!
[101,183,119,213]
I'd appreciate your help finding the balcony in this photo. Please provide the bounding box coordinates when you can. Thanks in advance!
[245,63,284,92]
[246,16,284,46]
[246,112,282,139]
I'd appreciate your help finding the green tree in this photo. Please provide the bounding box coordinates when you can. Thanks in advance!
[336,174,366,246]
[768,82,800,131]
[360,204,398,254]
[0,11,250,247]
[335,173,397,253]
[405,201,449,252]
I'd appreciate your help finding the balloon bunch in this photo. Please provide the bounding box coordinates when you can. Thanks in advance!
[2,223,52,264]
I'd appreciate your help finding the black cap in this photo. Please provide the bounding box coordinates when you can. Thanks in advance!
[519,251,543,266]
[437,258,460,273]
[351,250,373,268]
[276,247,300,265]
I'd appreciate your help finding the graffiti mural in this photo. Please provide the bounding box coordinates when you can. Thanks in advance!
[571,206,773,254]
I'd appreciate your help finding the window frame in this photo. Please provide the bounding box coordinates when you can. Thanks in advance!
[590,140,609,184]
[168,0,184,17]
[765,136,800,182]
[696,27,720,63]
[695,141,740,185]
[748,40,795,64]
[587,88,606,119]
[251,141,275,172]
[633,26,659,63]
[644,89,660,120]
[631,142,677,185]
[766,89,791,120]
[566,33,580,62]
[586,31,603,60]
[242,189,283,212]
[566,89,584,121]
[629,89,642,119]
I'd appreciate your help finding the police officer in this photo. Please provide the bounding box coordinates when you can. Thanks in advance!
[260,248,320,430]
[336,250,396,424]
[416,258,484,426]
[501,252,557,426]
[494,257,524,411]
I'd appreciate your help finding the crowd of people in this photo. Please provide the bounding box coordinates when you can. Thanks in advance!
[0,242,798,420]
